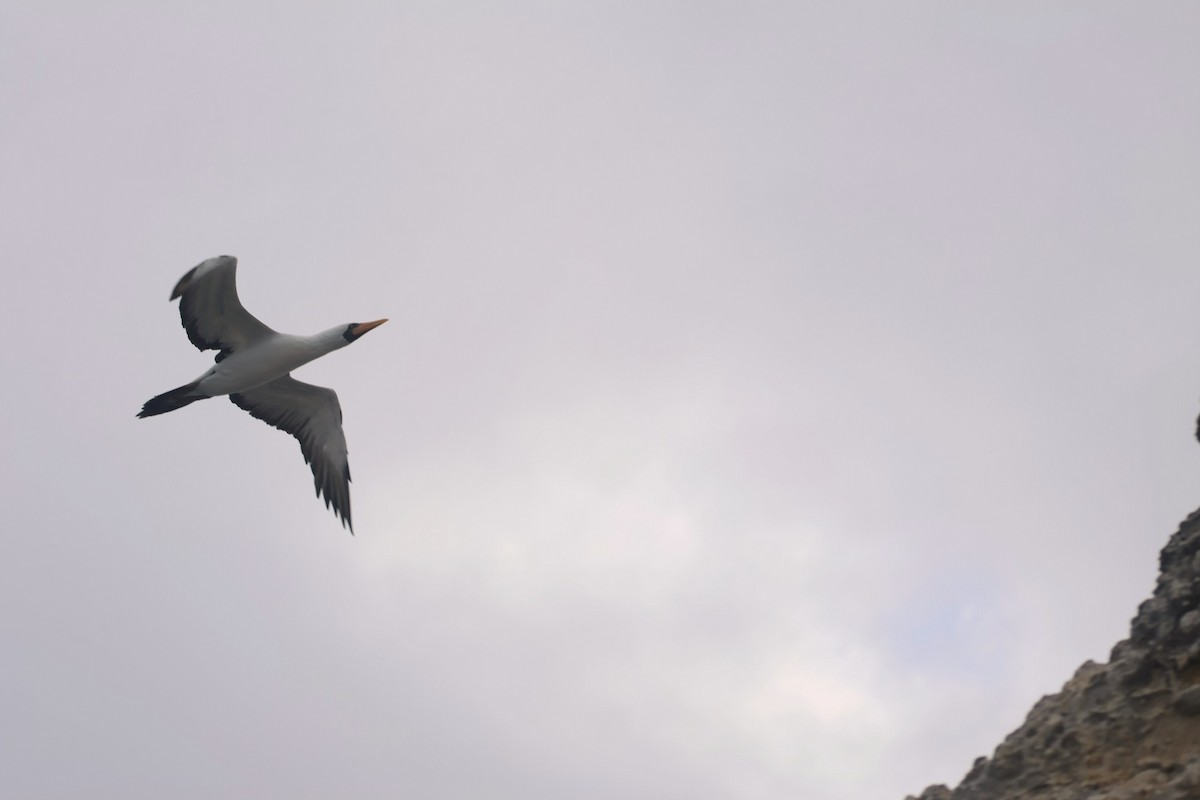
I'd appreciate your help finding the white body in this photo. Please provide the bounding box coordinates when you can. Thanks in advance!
[193,329,349,397]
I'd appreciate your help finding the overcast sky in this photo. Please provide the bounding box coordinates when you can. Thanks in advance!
[3,3,1200,799]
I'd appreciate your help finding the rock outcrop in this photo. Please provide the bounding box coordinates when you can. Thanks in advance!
[905,508,1200,800]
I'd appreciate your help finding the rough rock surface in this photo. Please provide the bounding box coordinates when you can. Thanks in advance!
[904,508,1200,800]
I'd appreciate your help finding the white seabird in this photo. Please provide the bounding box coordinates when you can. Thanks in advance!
[138,255,387,532]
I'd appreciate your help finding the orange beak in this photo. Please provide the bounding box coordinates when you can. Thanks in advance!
[351,319,388,337]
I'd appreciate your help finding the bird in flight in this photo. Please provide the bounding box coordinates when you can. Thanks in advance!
[138,255,387,532]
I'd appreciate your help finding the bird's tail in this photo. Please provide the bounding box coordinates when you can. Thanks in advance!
[138,381,205,418]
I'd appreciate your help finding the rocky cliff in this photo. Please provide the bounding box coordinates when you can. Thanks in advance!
[905,508,1200,800]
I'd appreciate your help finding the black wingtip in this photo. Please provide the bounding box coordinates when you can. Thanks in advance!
[312,481,353,534]
[169,265,198,301]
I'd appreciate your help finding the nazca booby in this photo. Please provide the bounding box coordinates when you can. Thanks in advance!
[138,255,386,532]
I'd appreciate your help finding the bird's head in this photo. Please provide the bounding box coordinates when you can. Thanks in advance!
[342,319,388,343]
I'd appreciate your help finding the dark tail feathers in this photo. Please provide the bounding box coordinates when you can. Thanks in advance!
[138,381,205,418]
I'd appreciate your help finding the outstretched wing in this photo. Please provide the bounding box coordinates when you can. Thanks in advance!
[229,375,353,532]
[170,255,275,357]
